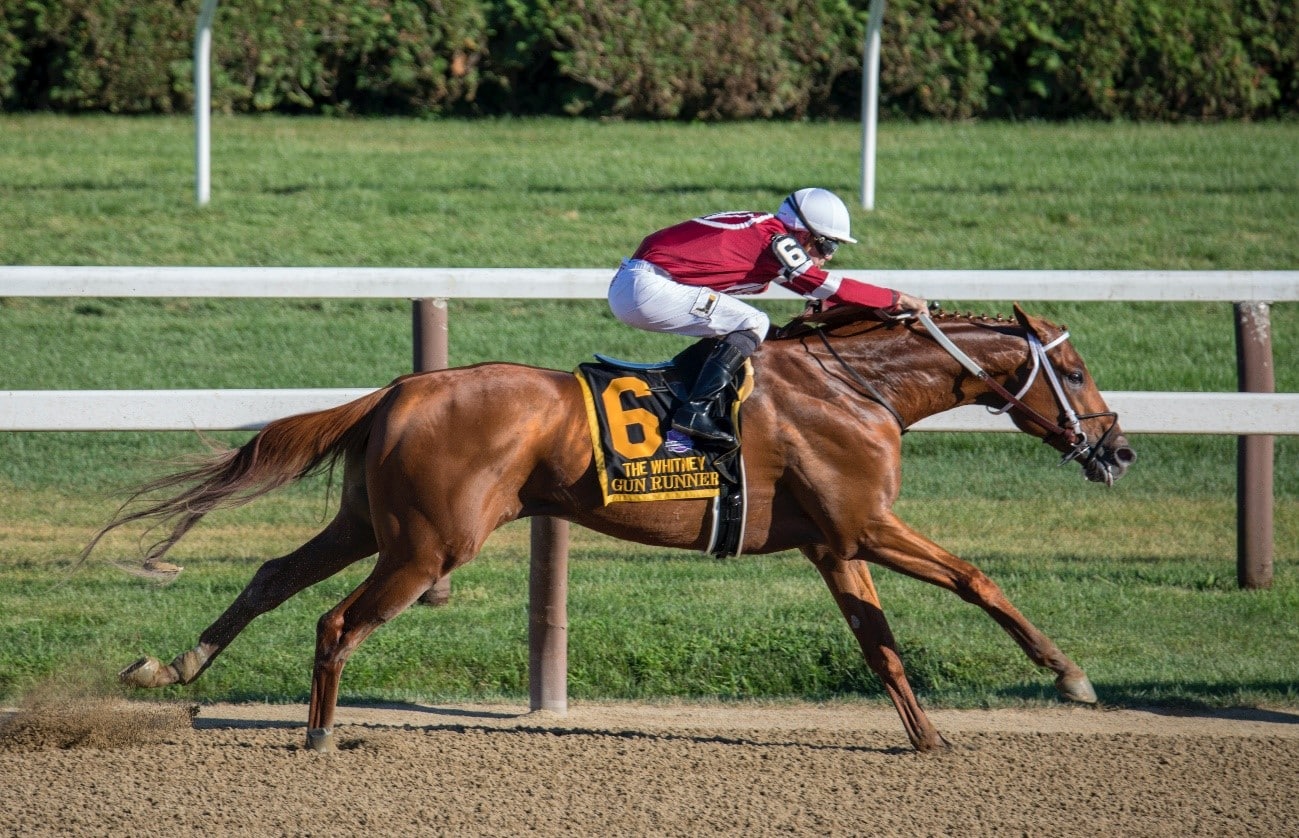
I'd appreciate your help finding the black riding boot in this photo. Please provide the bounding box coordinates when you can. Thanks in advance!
[672,342,748,446]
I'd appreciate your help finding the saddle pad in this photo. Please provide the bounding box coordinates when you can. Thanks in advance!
[574,361,752,505]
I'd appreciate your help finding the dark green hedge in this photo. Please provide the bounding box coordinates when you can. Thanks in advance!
[881,0,1298,119]
[1,0,1295,119]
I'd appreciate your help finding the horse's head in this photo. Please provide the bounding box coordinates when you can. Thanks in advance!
[1004,304,1136,485]
[771,302,1137,485]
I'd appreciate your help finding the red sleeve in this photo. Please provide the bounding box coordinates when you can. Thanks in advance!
[825,276,898,309]
[777,262,897,308]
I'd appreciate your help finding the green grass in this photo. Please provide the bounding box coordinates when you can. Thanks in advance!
[3,501,1295,708]
[2,116,1296,269]
[0,116,1296,709]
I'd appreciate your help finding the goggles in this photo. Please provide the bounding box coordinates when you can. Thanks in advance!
[811,236,841,259]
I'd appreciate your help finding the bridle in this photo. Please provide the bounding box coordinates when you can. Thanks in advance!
[914,312,1119,469]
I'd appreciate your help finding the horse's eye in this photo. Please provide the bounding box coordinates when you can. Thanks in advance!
[1066,371,1084,385]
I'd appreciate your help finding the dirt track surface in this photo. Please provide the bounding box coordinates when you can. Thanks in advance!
[3,699,1298,836]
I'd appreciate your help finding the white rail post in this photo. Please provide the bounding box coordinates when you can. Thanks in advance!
[859,0,886,210]
[194,0,220,206]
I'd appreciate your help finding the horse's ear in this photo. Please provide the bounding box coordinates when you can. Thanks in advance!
[1012,303,1048,340]
[1012,303,1070,348]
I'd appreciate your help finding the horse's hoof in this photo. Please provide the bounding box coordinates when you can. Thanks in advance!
[1056,672,1098,704]
[305,727,335,753]
[913,732,952,753]
[119,656,171,688]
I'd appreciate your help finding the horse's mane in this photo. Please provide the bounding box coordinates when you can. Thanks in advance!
[770,304,1023,341]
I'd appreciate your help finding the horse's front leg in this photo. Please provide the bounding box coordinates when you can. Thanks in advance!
[803,546,948,752]
[860,514,1097,705]
[120,509,377,690]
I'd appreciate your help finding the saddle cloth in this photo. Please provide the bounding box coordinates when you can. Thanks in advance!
[574,345,752,505]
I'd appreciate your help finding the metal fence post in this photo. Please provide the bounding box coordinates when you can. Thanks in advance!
[413,298,453,605]
[1234,301,1274,590]
[529,516,569,715]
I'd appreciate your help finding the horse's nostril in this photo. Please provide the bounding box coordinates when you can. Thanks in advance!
[1115,447,1136,465]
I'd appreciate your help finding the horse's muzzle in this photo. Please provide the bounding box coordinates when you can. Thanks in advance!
[1058,412,1135,487]
[1080,432,1136,486]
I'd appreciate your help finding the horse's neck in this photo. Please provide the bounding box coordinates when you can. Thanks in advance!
[884,320,1031,423]
[771,318,1027,426]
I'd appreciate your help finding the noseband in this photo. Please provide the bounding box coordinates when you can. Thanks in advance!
[916,313,1117,468]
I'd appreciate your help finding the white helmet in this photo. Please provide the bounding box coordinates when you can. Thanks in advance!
[775,188,858,244]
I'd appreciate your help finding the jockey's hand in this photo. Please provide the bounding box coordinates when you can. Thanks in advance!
[890,292,928,316]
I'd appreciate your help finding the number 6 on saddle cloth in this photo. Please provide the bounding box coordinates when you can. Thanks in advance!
[574,339,754,558]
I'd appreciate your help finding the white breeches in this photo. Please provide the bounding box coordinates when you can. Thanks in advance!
[607,259,770,341]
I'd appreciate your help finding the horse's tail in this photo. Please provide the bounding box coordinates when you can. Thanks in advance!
[80,384,398,568]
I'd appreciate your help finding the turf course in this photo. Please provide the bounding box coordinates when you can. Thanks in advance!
[0,116,1295,709]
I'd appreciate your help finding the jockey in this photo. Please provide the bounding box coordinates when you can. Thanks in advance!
[609,187,927,446]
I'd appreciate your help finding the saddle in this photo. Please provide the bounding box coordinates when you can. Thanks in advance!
[574,340,753,558]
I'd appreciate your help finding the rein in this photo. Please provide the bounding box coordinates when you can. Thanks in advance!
[798,308,1116,468]
[813,328,908,431]
[916,313,1079,445]
[914,312,1115,466]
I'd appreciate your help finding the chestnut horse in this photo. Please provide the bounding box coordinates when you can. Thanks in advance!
[88,304,1135,752]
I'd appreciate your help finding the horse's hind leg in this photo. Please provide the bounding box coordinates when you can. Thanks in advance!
[804,546,948,752]
[305,556,440,751]
[120,507,378,689]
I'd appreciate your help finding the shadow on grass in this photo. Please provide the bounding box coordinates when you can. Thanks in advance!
[987,680,1299,724]
[1095,682,1299,722]
[1139,704,1299,725]
[259,181,798,197]
[3,180,154,192]
[907,182,1298,198]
